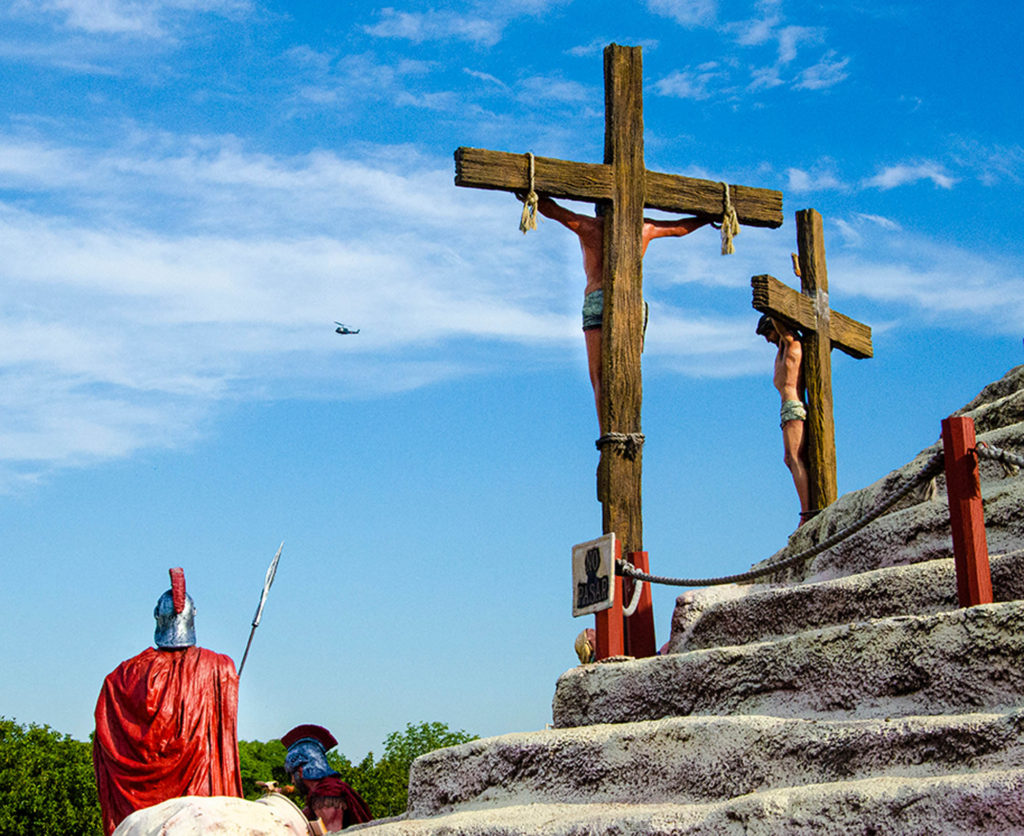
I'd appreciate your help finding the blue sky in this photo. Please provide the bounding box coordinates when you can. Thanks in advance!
[1,0,1022,761]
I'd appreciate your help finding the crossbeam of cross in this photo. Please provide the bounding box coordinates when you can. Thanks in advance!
[455,44,783,658]
[752,208,873,511]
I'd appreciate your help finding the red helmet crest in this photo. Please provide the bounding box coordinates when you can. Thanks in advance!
[169,567,186,614]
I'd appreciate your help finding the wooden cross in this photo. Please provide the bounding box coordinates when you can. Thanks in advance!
[751,208,873,511]
[455,43,783,657]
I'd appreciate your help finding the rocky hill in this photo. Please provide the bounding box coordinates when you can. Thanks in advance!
[352,365,1024,835]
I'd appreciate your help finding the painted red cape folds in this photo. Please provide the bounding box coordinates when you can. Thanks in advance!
[93,646,243,835]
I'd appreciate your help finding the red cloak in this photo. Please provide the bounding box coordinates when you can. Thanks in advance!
[93,646,243,835]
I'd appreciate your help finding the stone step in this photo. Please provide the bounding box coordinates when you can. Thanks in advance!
[554,601,1024,728]
[404,711,1024,817]
[351,769,1024,835]
[668,549,1024,653]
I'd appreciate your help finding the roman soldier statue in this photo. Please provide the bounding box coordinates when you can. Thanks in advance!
[282,724,372,830]
[93,568,243,835]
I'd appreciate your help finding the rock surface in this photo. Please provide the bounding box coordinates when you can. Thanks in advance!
[354,366,1024,835]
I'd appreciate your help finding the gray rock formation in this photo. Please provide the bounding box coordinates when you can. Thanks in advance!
[354,365,1024,835]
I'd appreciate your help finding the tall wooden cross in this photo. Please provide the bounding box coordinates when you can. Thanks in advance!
[751,208,873,511]
[455,43,783,656]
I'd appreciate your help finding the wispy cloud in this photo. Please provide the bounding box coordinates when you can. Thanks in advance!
[646,0,717,28]
[863,162,958,190]
[0,129,587,486]
[793,50,849,90]
[363,1,570,47]
[654,62,729,100]
[363,8,504,47]
[516,74,592,104]
[785,165,847,193]
[285,49,443,112]
[9,0,252,37]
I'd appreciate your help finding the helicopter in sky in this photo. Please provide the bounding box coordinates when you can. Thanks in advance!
[334,322,360,335]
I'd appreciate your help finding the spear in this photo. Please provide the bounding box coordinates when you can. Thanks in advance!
[238,541,283,677]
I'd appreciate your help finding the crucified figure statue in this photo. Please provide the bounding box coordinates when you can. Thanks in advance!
[524,194,713,430]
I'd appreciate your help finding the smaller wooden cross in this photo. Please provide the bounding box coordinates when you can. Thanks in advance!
[751,208,872,511]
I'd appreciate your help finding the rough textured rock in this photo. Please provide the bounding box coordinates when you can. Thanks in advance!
[553,601,1024,728]
[406,712,1024,816]
[668,549,1024,653]
[112,795,310,835]
[352,365,1024,835]
[352,771,1024,835]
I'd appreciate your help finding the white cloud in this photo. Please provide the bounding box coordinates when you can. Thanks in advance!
[12,0,251,37]
[363,8,502,46]
[654,63,728,100]
[517,74,592,104]
[646,0,717,28]
[793,51,849,90]
[785,166,846,193]
[863,162,958,190]
[0,130,592,485]
[463,68,510,90]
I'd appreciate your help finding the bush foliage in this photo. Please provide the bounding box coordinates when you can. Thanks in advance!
[0,717,103,836]
[0,716,475,830]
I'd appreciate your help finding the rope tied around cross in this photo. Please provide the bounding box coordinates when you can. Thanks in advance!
[710,181,740,255]
[596,432,645,460]
[518,152,539,233]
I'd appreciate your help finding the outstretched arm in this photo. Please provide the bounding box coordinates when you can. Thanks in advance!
[642,215,714,243]
[516,193,600,236]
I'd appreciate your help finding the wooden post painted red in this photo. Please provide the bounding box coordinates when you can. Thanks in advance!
[941,416,993,607]
[595,538,624,659]
[624,551,657,658]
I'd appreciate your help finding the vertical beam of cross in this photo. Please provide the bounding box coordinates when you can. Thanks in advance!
[796,209,838,508]
[599,44,645,572]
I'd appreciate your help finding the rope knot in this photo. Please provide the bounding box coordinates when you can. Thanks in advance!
[519,152,539,234]
[596,432,645,460]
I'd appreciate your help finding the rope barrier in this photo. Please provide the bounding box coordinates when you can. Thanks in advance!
[617,449,947,588]
[621,574,644,617]
[519,152,539,234]
[975,441,1024,475]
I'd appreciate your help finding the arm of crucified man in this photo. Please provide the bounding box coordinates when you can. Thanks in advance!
[641,215,714,250]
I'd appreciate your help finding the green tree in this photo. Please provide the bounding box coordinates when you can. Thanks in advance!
[0,717,103,836]
[326,721,477,819]
[237,738,290,800]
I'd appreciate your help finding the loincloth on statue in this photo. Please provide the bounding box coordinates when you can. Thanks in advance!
[780,399,808,427]
[582,289,603,330]
[581,290,650,341]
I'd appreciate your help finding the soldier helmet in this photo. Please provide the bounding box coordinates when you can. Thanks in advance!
[282,724,339,781]
[154,567,196,648]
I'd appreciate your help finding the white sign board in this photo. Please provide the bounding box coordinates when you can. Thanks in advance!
[572,533,616,617]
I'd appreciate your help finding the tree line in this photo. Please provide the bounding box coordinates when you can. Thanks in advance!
[0,716,476,834]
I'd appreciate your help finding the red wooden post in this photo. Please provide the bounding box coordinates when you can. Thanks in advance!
[624,551,656,658]
[941,416,993,607]
[595,538,624,659]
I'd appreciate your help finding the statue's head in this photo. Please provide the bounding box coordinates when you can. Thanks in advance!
[755,313,778,343]
[282,724,338,782]
[154,567,196,649]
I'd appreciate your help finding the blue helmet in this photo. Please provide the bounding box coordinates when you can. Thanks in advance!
[282,724,339,781]
[154,567,196,649]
